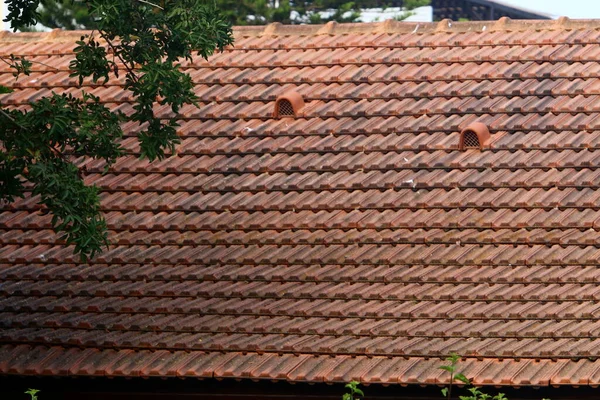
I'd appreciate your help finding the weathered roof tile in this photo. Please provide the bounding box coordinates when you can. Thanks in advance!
[4,18,600,386]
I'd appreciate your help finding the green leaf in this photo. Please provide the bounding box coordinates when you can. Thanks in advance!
[455,373,470,384]
[25,388,40,400]
[448,352,460,364]
[1,0,233,261]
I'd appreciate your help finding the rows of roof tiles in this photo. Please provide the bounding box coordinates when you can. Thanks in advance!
[7,243,600,266]
[104,135,600,155]
[6,227,600,247]
[2,187,600,214]
[4,262,600,283]
[4,103,600,135]
[11,173,600,198]
[8,42,600,69]
[8,88,600,114]
[20,109,598,138]
[4,295,600,319]
[6,79,600,105]
[5,325,600,357]
[5,328,600,359]
[4,66,600,90]
[75,169,600,191]
[8,209,600,230]
[5,20,600,385]
[7,278,600,300]
[3,344,600,386]
[10,310,600,336]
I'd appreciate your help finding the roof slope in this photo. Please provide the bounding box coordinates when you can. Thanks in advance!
[2,17,600,386]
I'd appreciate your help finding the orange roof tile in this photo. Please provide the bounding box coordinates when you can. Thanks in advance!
[3,17,600,387]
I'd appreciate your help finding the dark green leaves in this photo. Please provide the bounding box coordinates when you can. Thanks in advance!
[70,36,112,85]
[29,158,108,261]
[8,54,32,78]
[1,0,233,260]
[0,150,26,203]
[0,91,124,261]
[4,0,41,31]
[138,119,180,161]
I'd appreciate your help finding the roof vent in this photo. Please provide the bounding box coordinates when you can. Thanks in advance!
[274,90,304,118]
[459,122,490,151]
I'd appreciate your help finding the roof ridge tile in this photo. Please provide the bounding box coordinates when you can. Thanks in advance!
[6,18,600,44]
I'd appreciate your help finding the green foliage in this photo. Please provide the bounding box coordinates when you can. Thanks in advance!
[4,0,41,30]
[459,387,507,400]
[343,381,364,400]
[8,54,33,77]
[439,353,468,400]
[439,355,549,400]
[25,389,40,400]
[70,36,111,85]
[1,0,234,260]
[19,0,430,27]
[38,0,97,30]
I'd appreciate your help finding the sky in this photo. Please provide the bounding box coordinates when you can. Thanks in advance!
[499,0,600,19]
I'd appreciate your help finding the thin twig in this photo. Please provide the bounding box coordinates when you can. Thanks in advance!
[27,60,60,71]
[97,31,139,84]
[0,55,59,71]
[0,107,27,130]
[0,56,12,67]
[136,0,164,9]
[0,108,15,122]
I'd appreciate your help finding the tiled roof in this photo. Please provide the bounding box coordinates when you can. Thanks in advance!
[2,17,600,387]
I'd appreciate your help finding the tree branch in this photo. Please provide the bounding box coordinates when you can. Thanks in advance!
[0,108,16,123]
[0,107,29,132]
[0,55,59,71]
[27,60,60,71]
[136,0,163,10]
[97,31,139,84]
[0,56,12,67]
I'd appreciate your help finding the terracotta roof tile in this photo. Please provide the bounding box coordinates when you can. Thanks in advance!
[5,18,600,387]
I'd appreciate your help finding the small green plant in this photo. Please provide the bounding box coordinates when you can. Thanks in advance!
[439,353,470,400]
[25,389,40,400]
[459,387,507,400]
[343,381,364,400]
[439,355,549,400]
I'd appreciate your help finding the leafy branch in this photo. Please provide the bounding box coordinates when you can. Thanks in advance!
[1,0,234,260]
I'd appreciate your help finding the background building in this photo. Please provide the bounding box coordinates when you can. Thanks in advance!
[432,0,551,20]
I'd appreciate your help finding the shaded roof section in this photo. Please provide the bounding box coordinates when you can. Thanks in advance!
[432,0,552,20]
[2,17,600,386]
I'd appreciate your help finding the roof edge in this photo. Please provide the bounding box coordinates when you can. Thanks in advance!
[1,17,599,43]
[235,17,599,37]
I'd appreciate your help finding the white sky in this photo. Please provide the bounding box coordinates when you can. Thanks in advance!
[500,0,600,19]
[1,1,7,30]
